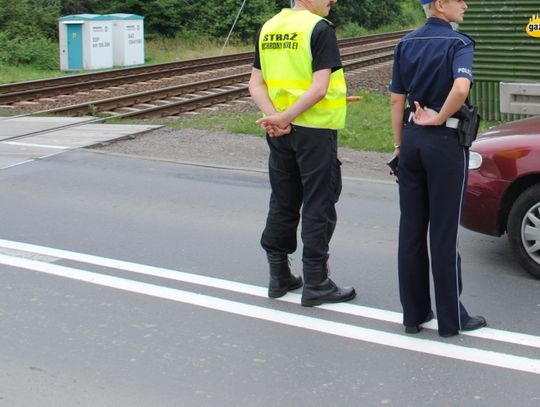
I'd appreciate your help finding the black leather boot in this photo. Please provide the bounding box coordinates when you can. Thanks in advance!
[267,254,303,298]
[301,266,356,307]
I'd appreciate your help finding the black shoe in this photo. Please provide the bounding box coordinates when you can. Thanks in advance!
[404,310,435,334]
[301,278,356,307]
[439,330,459,338]
[461,315,487,331]
[268,274,303,298]
[439,315,487,337]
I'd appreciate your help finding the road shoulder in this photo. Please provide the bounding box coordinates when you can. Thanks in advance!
[91,127,394,182]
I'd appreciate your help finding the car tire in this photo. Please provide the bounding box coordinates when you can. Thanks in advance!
[507,184,540,279]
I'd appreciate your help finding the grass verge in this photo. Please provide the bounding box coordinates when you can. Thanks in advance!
[112,90,502,153]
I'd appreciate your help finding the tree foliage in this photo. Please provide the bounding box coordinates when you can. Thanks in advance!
[0,0,413,68]
[91,0,281,40]
[0,0,61,39]
[331,0,402,29]
[0,0,60,68]
[66,0,406,40]
[61,0,99,14]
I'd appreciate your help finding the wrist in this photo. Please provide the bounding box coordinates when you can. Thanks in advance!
[435,115,446,126]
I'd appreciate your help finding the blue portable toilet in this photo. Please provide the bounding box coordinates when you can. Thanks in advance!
[59,14,113,71]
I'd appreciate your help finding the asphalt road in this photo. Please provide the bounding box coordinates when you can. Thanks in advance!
[0,150,539,406]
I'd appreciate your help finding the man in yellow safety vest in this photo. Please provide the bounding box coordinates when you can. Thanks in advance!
[249,0,356,306]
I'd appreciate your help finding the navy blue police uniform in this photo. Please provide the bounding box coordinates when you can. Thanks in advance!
[389,17,476,336]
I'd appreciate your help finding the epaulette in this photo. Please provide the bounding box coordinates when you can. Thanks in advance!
[456,30,475,46]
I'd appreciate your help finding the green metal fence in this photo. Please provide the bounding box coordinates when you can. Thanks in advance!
[459,0,540,120]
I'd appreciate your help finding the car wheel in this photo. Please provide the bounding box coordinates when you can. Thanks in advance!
[507,184,540,279]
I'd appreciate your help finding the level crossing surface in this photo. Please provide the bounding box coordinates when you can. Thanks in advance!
[0,149,539,406]
[0,116,160,169]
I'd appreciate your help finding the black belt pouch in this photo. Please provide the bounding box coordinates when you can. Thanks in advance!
[456,104,481,147]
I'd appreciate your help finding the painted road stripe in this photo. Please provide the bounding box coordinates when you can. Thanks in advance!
[4,141,69,150]
[0,238,539,349]
[0,252,539,375]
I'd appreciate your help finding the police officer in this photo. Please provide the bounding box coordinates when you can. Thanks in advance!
[389,0,486,337]
[248,0,355,306]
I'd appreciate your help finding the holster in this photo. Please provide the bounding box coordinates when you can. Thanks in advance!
[455,104,481,147]
[402,106,414,123]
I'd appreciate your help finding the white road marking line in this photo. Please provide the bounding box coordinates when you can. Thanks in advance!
[0,253,539,375]
[0,150,65,170]
[0,159,35,169]
[0,238,539,349]
[3,141,69,150]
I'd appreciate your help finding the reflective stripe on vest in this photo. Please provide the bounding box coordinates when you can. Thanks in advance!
[259,9,347,130]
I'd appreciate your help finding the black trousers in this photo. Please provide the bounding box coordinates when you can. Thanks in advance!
[260,125,342,281]
[398,124,470,335]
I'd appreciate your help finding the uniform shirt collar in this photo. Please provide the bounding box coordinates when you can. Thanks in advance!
[426,17,452,29]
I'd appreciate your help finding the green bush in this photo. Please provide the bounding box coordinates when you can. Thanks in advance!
[0,0,61,40]
[0,0,60,69]
[331,0,401,30]
[398,0,425,27]
[0,33,58,70]
[338,23,369,39]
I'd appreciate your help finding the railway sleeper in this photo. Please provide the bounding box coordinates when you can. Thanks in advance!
[133,104,159,109]
[114,107,142,114]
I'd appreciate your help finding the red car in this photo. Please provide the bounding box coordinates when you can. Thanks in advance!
[461,116,540,279]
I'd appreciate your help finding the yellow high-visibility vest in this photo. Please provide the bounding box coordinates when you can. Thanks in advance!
[259,9,347,130]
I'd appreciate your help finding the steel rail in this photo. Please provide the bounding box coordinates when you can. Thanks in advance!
[102,51,394,120]
[0,30,410,104]
[40,73,252,117]
[38,46,395,118]
[0,57,253,105]
[0,53,250,95]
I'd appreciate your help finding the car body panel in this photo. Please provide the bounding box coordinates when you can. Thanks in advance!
[461,116,540,236]
[461,172,510,236]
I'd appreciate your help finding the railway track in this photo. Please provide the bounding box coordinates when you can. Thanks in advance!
[0,30,409,133]
[0,30,409,106]
[37,46,395,119]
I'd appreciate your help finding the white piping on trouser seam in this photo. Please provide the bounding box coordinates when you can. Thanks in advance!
[455,146,468,330]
